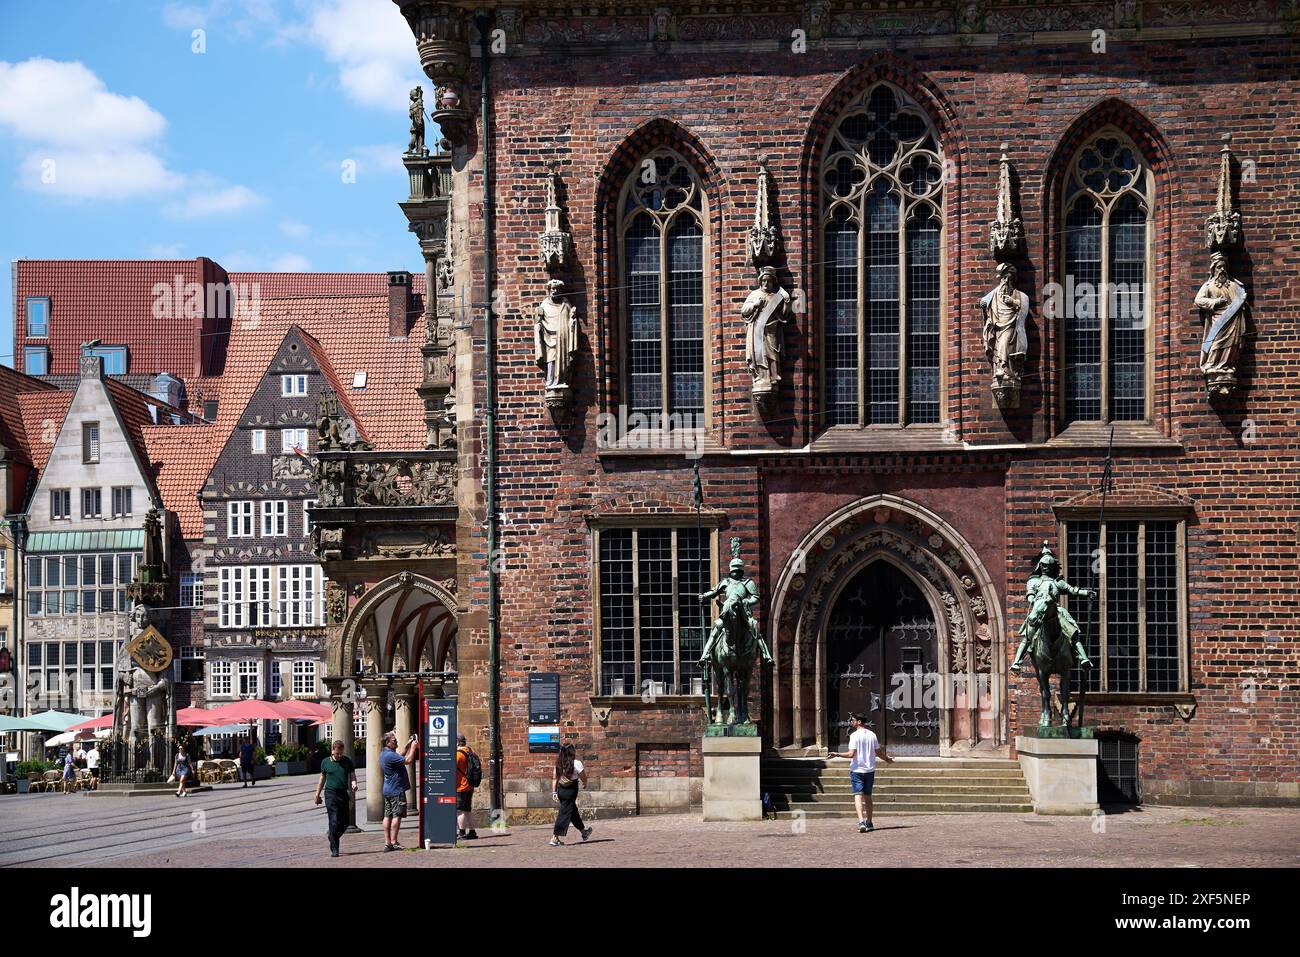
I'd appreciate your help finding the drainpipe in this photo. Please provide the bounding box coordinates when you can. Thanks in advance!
[475,9,502,818]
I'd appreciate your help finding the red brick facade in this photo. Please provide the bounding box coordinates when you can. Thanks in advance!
[439,7,1300,811]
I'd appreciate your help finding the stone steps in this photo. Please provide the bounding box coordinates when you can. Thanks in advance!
[762,756,1033,816]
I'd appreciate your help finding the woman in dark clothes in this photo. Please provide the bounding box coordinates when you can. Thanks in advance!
[548,743,593,846]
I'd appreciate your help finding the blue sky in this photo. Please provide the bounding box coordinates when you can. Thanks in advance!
[0,0,431,366]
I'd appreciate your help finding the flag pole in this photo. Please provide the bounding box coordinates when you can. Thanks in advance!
[693,457,710,721]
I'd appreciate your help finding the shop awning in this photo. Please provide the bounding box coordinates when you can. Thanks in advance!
[25,530,144,553]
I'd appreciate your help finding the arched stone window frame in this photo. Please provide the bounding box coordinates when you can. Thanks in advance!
[1058,127,1156,426]
[614,147,714,431]
[818,81,948,431]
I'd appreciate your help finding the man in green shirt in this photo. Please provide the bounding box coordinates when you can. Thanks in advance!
[314,739,358,858]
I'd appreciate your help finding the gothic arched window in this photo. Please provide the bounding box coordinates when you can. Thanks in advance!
[821,83,945,428]
[618,150,708,424]
[1061,130,1153,424]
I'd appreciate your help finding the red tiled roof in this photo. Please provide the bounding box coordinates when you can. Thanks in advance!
[142,425,215,539]
[227,272,426,299]
[146,294,425,540]
[14,260,424,383]
[16,391,74,472]
[0,365,57,463]
[295,327,371,443]
[14,259,207,377]
[211,295,425,452]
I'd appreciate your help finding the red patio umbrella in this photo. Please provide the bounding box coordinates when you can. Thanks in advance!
[200,700,305,724]
[176,707,237,727]
[275,700,333,721]
[68,714,114,732]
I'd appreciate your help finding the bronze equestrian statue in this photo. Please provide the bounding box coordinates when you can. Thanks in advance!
[1011,541,1096,728]
[698,538,773,726]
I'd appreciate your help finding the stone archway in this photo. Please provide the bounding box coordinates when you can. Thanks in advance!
[326,571,459,821]
[770,495,1006,756]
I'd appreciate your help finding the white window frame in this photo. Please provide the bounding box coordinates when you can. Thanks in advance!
[111,486,133,518]
[81,488,102,519]
[237,660,261,697]
[281,374,308,396]
[281,429,309,454]
[303,499,316,536]
[228,501,255,538]
[292,659,317,697]
[251,429,266,454]
[179,572,204,609]
[261,500,287,537]
[209,660,233,697]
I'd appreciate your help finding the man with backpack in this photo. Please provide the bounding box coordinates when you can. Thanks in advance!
[456,733,482,840]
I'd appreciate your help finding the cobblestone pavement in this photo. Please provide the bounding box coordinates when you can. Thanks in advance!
[3,771,1298,868]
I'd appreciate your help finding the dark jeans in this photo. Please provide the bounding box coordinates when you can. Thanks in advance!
[241,762,255,784]
[324,790,349,853]
[553,782,584,837]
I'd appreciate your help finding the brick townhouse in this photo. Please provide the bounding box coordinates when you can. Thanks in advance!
[347,0,1300,817]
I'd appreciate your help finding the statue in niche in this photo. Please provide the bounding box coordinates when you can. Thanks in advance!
[534,278,579,407]
[1195,252,1247,397]
[407,87,427,156]
[979,262,1029,408]
[741,267,792,401]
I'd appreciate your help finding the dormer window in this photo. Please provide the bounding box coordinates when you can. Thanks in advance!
[26,298,49,338]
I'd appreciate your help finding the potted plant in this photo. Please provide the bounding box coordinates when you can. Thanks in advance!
[273,743,310,776]
[15,759,52,793]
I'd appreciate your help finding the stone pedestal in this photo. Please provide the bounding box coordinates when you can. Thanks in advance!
[701,735,762,821]
[1016,733,1099,815]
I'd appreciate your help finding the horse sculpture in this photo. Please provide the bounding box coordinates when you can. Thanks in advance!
[698,538,773,726]
[1010,542,1096,727]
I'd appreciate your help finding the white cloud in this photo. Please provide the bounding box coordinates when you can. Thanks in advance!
[304,0,424,111]
[18,148,184,200]
[270,253,311,271]
[0,58,167,146]
[348,143,406,175]
[279,219,310,239]
[0,58,264,207]
[146,243,187,258]
[163,183,266,220]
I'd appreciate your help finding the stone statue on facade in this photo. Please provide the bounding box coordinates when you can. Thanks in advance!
[407,87,428,156]
[1195,253,1248,397]
[1010,542,1095,728]
[699,538,773,727]
[1198,134,1247,398]
[539,169,572,271]
[980,262,1030,407]
[742,267,792,402]
[534,278,579,408]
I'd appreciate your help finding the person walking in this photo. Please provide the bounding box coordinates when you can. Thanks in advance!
[548,743,592,846]
[61,750,76,794]
[380,731,419,851]
[455,733,480,841]
[239,733,257,788]
[172,745,191,798]
[827,712,894,832]
[85,744,100,789]
[314,739,358,858]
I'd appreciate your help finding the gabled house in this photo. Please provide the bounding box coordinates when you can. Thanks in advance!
[0,366,59,722]
[20,354,192,719]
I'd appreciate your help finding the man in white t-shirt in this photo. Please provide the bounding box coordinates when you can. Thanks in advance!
[827,713,893,832]
[85,745,101,788]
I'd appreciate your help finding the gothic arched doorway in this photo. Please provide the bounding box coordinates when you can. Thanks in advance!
[327,571,459,821]
[826,561,940,755]
[771,494,1007,756]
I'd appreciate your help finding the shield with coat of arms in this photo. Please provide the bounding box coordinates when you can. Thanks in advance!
[127,625,173,674]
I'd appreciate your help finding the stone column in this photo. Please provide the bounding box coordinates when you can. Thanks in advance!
[362,686,386,822]
[325,681,355,756]
[393,678,419,796]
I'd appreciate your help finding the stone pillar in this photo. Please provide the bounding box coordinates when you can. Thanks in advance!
[326,682,355,756]
[1016,732,1100,815]
[362,689,386,822]
[393,678,418,796]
